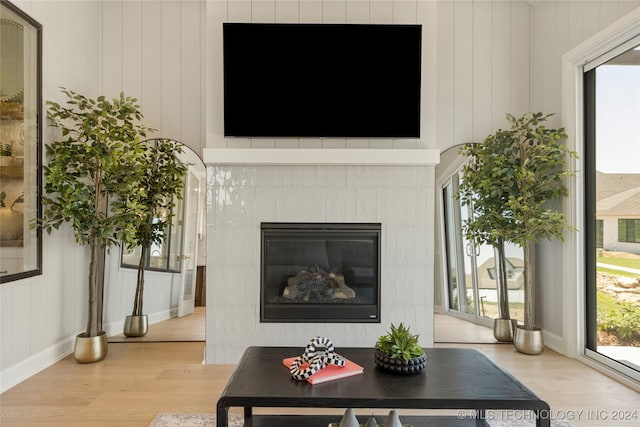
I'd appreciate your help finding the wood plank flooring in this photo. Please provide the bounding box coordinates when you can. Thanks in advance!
[1,316,639,427]
[434,313,497,343]
[108,307,206,343]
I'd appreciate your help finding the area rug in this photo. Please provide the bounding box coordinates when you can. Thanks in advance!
[148,412,242,427]
[148,412,573,426]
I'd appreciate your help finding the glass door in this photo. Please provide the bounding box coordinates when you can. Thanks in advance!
[442,172,497,325]
[584,38,640,380]
[443,170,525,324]
[442,181,461,312]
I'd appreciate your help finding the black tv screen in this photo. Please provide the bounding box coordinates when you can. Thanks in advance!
[223,23,422,138]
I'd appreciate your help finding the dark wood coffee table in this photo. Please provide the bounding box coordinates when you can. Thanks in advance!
[216,346,550,427]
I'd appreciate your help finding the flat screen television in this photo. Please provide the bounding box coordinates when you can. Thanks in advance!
[223,23,422,138]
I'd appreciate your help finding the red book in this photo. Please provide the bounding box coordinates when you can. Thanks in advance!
[282,356,364,384]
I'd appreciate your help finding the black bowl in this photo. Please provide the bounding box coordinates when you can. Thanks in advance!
[374,349,426,374]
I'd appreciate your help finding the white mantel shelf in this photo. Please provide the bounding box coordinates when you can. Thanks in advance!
[203,148,440,166]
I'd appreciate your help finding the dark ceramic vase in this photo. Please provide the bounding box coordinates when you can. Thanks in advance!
[374,349,426,374]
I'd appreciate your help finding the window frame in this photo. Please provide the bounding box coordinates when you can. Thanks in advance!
[0,1,42,284]
[561,7,640,390]
[119,198,184,274]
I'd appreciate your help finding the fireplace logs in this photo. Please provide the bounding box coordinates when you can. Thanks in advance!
[280,267,357,303]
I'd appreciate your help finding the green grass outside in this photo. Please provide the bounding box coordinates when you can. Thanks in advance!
[597,290,620,312]
[598,267,639,279]
[597,291,640,345]
[469,298,524,321]
[596,255,640,270]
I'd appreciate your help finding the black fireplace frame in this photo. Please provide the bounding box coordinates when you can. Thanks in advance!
[260,222,381,323]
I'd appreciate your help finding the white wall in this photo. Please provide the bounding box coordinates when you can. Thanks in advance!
[102,257,181,336]
[206,1,531,153]
[529,0,640,341]
[98,0,205,156]
[207,164,436,363]
[1,0,206,393]
[99,0,206,331]
[204,0,533,363]
[1,0,102,393]
[601,216,640,255]
[5,0,640,390]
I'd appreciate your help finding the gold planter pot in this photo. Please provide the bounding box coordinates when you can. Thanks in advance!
[513,325,544,355]
[123,315,148,337]
[493,318,518,342]
[74,331,108,363]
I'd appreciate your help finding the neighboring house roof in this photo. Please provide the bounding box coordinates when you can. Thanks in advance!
[596,171,640,217]
[473,256,525,290]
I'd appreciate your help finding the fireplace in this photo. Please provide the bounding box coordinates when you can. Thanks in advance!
[260,222,381,323]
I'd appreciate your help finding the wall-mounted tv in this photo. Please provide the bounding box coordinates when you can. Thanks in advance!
[223,23,422,138]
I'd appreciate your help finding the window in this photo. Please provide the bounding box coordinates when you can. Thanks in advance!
[120,195,185,273]
[584,37,640,379]
[0,2,42,283]
[442,172,524,323]
[596,220,603,248]
[618,219,640,243]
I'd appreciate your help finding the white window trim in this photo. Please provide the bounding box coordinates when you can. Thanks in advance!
[561,7,640,392]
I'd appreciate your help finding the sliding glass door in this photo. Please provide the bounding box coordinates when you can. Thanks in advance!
[584,37,640,380]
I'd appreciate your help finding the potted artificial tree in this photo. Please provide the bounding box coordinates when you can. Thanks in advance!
[466,112,575,354]
[123,138,187,337]
[36,88,151,363]
[457,137,519,342]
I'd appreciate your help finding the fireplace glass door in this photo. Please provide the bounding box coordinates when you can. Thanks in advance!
[261,223,381,323]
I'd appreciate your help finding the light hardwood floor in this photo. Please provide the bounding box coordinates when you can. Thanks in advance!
[108,307,206,343]
[1,318,639,427]
[434,313,497,343]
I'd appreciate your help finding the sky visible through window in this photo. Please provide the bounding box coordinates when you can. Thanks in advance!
[595,56,640,174]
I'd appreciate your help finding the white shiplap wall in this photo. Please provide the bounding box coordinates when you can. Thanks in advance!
[4,0,640,391]
[204,0,533,364]
[206,1,531,152]
[1,0,205,392]
[1,0,103,393]
[207,0,436,150]
[435,1,531,148]
[529,0,640,342]
[99,1,205,332]
[99,0,205,155]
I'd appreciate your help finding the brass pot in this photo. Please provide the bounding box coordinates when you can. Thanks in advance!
[493,318,518,342]
[513,325,544,355]
[74,331,108,363]
[123,315,148,337]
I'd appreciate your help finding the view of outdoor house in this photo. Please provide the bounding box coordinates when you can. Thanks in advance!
[595,173,640,349]
[594,55,640,371]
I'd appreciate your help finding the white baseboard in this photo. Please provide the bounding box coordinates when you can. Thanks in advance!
[2,309,176,394]
[0,334,75,393]
[542,329,565,354]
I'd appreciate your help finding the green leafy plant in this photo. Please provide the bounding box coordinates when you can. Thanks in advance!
[459,113,577,331]
[375,323,424,361]
[598,302,640,343]
[128,139,187,319]
[457,133,518,321]
[34,87,153,338]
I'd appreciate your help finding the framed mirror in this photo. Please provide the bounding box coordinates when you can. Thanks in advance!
[0,1,42,283]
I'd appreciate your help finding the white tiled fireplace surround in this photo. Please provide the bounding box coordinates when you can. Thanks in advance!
[205,149,439,364]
